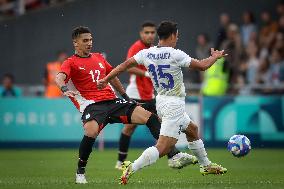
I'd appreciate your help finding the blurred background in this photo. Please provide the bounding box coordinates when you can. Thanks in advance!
[0,0,284,149]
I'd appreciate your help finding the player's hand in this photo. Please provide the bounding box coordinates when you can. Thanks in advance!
[97,79,108,89]
[63,90,79,97]
[211,48,228,59]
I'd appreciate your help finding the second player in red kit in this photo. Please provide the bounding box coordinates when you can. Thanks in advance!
[126,38,154,100]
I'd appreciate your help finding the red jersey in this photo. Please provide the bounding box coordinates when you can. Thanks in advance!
[125,40,154,100]
[60,53,117,112]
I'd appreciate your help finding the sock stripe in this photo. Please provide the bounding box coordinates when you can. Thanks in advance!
[78,158,88,163]
[118,151,128,155]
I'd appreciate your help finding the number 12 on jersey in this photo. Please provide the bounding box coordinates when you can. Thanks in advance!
[148,64,174,89]
[89,70,100,82]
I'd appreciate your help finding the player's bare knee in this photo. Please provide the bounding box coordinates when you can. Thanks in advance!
[83,120,99,138]
[131,106,151,124]
[84,127,98,138]
[139,110,152,124]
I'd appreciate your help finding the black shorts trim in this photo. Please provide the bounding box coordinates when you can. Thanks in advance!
[81,99,139,130]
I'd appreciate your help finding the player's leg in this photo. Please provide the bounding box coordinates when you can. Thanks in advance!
[184,121,227,175]
[116,124,138,169]
[76,120,99,184]
[120,109,197,185]
[76,103,108,184]
[143,99,181,161]
[120,135,177,185]
[130,105,195,168]
[133,135,177,170]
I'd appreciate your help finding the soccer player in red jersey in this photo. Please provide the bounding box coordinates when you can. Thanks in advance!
[55,26,196,184]
[116,22,192,170]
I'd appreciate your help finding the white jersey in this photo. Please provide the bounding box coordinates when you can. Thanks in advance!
[133,46,191,97]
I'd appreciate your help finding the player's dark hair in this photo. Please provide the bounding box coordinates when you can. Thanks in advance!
[72,26,91,39]
[141,21,156,30]
[157,21,178,40]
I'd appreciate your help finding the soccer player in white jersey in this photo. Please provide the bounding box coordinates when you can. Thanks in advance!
[98,21,228,184]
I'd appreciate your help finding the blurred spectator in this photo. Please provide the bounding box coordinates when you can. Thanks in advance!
[44,51,67,98]
[256,48,284,94]
[215,13,231,49]
[244,41,260,85]
[0,0,67,18]
[277,15,284,36]
[0,73,22,97]
[240,11,257,47]
[276,1,284,16]
[191,33,213,83]
[268,48,284,86]
[220,23,243,85]
[196,33,213,59]
[0,0,14,17]
[201,57,229,96]
[259,11,278,52]
[256,57,271,85]
[275,33,284,51]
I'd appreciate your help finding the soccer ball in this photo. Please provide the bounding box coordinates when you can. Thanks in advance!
[227,135,251,157]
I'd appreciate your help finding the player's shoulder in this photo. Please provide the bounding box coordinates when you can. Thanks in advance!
[134,48,150,58]
[172,48,187,54]
[132,40,144,47]
[92,52,105,59]
[129,40,146,51]
[62,55,76,65]
[171,48,189,58]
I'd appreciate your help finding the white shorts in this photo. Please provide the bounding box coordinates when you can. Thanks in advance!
[156,95,192,139]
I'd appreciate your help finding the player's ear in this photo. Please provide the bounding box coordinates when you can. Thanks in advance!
[172,33,178,41]
[139,30,144,38]
[170,33,174,41]
[73,39,78,47]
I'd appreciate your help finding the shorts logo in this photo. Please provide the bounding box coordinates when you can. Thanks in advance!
[178,125,182,135]
[86,113,90,119]
[116,99,127,104]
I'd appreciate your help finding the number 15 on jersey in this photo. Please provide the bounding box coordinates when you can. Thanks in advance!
[148,64,174,89]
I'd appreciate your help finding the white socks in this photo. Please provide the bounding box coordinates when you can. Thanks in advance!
[188,139,211,166]
[132,146,159,172]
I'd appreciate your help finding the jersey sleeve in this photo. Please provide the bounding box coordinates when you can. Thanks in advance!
[133,49,145,65]
[104,60,113,75]
[60,59,71,81]
[173,49,192,67]
[127,44,138,59]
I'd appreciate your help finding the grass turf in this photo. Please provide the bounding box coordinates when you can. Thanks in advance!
[0,149,283,189]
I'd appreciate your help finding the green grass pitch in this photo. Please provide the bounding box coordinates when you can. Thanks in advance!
[0,148,283,189]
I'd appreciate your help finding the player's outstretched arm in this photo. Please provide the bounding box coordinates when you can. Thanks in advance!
[109,77,134,101]
[190,48,227,71]
[127,67,150,77]
[97,57,138,89]
[109,77,126,95]
[55,72,79,97]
